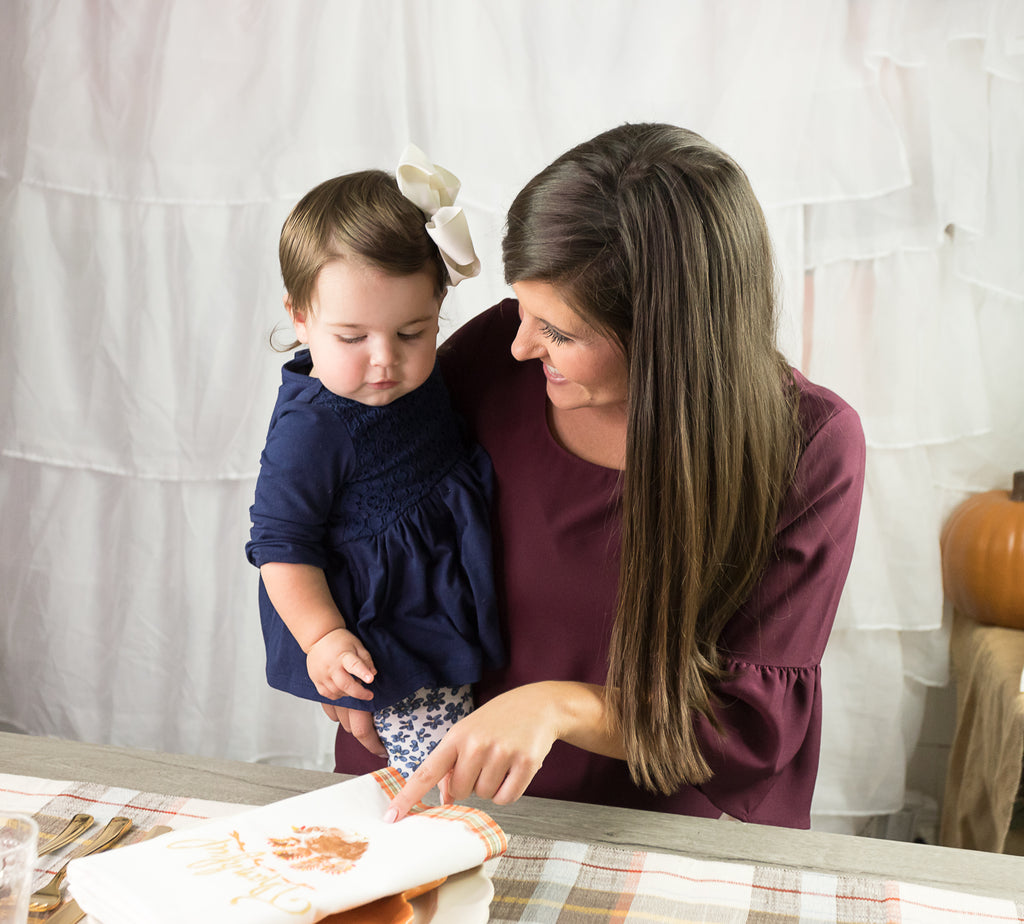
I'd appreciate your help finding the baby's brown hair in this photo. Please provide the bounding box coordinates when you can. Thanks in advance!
[280,170,447,319]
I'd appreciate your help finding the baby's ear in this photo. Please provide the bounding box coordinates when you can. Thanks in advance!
[286,295,311,343]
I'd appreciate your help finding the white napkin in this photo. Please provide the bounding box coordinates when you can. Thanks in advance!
[66,768,506,924]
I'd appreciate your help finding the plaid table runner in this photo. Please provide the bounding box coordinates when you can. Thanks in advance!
[490,836,1024,923]
[3,773,1022,923]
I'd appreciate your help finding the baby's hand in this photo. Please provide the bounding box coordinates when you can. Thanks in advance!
[307,628,376,701]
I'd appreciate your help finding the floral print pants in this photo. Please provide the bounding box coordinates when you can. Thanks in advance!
[372,684,474,777]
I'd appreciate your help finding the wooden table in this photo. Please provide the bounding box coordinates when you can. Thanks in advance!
[3,732,1023,905]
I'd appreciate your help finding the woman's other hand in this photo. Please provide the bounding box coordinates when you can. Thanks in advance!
[321,703,388,758]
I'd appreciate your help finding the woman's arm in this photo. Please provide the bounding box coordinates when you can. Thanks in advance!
[259,561,376,701]
[385,681,625,821]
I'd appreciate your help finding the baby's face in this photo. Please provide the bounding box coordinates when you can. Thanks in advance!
[290,259,442,406]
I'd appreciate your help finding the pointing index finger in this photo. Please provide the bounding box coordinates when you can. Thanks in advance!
[384,746,456,822]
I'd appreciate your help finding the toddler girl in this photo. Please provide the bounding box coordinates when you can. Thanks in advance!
[246,146,503,776]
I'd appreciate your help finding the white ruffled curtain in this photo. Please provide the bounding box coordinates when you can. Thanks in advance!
[1,0,1021,833]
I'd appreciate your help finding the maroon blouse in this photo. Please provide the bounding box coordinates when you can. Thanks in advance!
[334,299,866,828]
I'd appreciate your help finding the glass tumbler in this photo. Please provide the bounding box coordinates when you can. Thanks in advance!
[0,814,38,924]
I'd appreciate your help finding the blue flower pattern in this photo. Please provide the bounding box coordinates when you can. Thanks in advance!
[373,684,473,778]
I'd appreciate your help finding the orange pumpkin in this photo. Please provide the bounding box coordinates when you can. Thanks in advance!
[940,471,1024,630]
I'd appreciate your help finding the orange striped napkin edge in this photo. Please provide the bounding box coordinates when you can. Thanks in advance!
[370,768,507,859]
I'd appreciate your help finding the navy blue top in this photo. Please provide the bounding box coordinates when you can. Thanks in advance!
[246,350,504,712]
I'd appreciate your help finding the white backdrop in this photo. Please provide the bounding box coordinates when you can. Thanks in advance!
[1,0,1022,833]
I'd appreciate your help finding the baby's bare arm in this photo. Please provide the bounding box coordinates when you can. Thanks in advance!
[259,562,376,701]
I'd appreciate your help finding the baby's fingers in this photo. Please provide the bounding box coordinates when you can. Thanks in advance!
[339,649,376,685]
[322,668,374,702]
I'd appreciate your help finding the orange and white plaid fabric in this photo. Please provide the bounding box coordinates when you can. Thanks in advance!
[490,836,1024,923]
[3,773,1021,924]
[371,766,507,858]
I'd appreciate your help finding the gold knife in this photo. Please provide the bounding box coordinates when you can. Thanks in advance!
[38,813,94,857]
[41,825,173,924]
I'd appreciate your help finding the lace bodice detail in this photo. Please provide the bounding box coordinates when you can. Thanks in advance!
[314,369,463,541]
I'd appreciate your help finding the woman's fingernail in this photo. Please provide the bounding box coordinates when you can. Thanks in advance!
[383,808,398,824]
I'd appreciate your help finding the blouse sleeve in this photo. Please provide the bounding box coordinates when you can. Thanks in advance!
[245,403,356,570]
[696,398,866,824]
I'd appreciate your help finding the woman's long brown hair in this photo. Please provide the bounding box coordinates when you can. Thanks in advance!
[503,123,801,792]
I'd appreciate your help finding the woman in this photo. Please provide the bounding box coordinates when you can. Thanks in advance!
[337,123,866,829]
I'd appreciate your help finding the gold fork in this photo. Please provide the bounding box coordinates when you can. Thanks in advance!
[37,813,94,857]
[28,816,133,912]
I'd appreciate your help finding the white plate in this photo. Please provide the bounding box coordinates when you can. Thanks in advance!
[411,865,494,924]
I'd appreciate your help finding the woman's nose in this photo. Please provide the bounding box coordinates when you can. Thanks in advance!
[511,318,543,362]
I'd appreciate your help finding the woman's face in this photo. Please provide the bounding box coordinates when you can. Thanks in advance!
[510,280,628,412]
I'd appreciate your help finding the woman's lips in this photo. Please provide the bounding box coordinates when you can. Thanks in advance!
[543,363,567,384]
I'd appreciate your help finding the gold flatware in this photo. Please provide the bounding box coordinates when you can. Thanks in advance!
[28,816,133,913]
[37,813,94,857]
[40,825,172,924]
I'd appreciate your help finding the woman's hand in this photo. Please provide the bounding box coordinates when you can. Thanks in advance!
[307,627,376,701]
[321,703,388,758]
[385,685,556,821]
[384,681,622,821]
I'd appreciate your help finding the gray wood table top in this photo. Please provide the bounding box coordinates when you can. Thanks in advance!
[2,732,1021,902]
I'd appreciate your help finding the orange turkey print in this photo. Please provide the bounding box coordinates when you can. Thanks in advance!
[267,826,370,874]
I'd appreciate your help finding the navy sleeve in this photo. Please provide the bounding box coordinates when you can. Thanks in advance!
[246,402,355,570]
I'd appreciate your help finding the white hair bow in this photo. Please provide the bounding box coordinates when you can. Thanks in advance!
[396,143,481,286]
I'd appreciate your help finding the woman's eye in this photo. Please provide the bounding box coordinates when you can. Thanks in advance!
[541,323,571,345]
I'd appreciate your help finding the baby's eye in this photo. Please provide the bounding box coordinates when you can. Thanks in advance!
[541,323,572,345]
[337,335,366,344]
[398,329,425,341]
